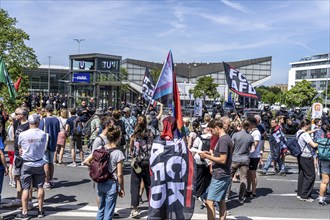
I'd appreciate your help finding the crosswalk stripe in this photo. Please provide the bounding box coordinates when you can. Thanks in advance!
[266,178,321,184]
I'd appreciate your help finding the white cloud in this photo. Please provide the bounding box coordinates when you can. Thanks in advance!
[221,0,249,13]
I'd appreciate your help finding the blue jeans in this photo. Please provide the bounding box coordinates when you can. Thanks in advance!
[0,169,4,202]
[263,153,285,173]
[96,179,118,220]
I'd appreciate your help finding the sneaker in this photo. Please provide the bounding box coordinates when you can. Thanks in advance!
[4,199,21,207]
[278,171,286,176]
[319,200,328,206]
[113,211,120,218]
[67,162,77,167]
[49,181,55,188]
[297,195,301,199]
[300,197,314,202]
[259,171,266,176]
[43,182,52,190]
[130,209,139,218]
[38,210,45,218]
[246,191,256,198]
[15,213,29,220]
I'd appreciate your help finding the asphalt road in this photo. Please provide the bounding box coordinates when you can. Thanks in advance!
[0,150,330,220]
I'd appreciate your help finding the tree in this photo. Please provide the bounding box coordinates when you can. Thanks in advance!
[284,80,317,107]
[189,76,219,101]
[256,86,282,105]
[150,68,161,84]
[0,9,39,111]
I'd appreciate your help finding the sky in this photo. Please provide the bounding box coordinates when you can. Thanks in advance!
[1,0,329,85]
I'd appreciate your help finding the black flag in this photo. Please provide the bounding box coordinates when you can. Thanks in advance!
[223,62,260,100]
[142,68,156,105]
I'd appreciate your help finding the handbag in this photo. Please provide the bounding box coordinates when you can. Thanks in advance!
[15,156,24,168]
[316,138,330,161]
[131,157,142,174]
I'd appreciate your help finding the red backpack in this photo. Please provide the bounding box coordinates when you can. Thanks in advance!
[89,138,116,183]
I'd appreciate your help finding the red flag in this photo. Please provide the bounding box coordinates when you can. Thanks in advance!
[14,76,22,91]
[173,72,184,136]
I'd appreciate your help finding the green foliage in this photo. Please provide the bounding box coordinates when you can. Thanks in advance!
[0,9,39,112]
[256,86,283,105]
[120,67,128,81]
[150,68,161,84]
[189,76,219,101]
[284,80,317,107]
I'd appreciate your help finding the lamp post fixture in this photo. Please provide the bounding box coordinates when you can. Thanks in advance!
[73,39,85,54]
[47,56,52,95]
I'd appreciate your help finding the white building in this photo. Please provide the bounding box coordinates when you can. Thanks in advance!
[288,53,330,92]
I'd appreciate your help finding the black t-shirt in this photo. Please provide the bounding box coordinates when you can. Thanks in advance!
[14,122,30,155]
[212,134,234,179]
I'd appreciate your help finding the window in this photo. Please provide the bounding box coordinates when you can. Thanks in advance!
[311,68,327,79]
[296,70,307,79]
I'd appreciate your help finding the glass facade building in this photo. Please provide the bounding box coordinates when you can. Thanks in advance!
[122,56,272,102]
[288,53,330,91]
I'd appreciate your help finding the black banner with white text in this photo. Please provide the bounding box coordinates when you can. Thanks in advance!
[223,62,260,100]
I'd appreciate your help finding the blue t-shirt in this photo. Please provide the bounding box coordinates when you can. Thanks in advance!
[39,116,60,151]
[66,116,77,136]
[0,138,4,171]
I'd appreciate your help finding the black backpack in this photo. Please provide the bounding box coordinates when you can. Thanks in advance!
[287,132,307,157]
[73,116,83,136]
[197,134,211,151]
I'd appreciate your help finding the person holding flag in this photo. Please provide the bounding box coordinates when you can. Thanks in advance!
[148,51,195,219]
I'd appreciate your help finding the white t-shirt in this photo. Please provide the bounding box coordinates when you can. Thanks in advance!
[297,130,314,158]
[191,133,211,166]
[249,129,262,158]
[18,128,48,167]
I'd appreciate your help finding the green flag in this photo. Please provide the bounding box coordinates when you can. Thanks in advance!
[0,57,18,99]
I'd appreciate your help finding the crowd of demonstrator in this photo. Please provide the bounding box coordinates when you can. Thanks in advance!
[0,99,329,220]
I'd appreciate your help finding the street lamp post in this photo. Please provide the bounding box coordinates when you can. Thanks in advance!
[47,56,52,95]
[73,39,85,54]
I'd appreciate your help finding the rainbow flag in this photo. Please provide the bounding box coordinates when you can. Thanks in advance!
[152,51,185,137]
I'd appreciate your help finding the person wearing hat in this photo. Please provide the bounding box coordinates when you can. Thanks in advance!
[121,107,136,160]
[15,114,48,219]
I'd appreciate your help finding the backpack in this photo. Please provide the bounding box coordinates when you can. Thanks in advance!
[286,132,307,157]
[89,138,116,183]
[82,115,96,138]
[73,116,83,136]
[315,138,330,161]
[197,134,211,151]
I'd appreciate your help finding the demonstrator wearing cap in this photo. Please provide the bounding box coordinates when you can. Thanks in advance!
[15,114,48,219]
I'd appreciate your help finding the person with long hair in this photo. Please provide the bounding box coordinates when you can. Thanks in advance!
[129,115,153,218]
[84,125,125,220]
[296,119,318,202]
[55,109,68,165]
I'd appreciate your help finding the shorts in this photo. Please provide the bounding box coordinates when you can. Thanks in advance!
[320,160,330,175]
[8,151,15,165]
[69,136,83,150]
[249,158,260,171]
[207,176,231,202]
[57,131,67,146]
[43,149,55,164]
[20,164,45,190]
[13,156,22,176]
